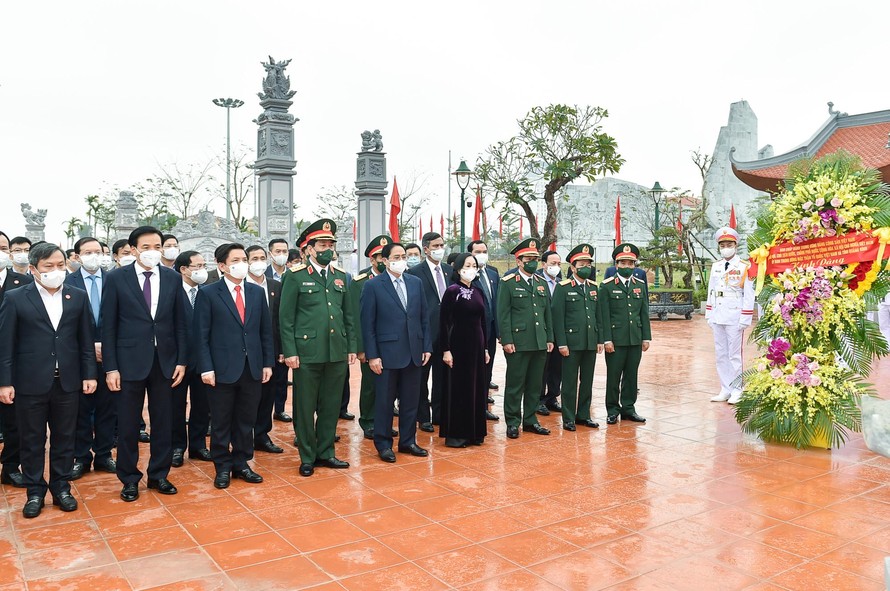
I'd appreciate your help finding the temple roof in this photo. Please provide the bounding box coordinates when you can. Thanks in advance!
[731,107,890,192]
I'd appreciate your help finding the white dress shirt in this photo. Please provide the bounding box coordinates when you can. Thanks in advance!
[386,270,408,307]
[246,274,270,305]
[223,276,247,307]
[136,264,160,318]
[0,268,6,287]
[36,282,64,330]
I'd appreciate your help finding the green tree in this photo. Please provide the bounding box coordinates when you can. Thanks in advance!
[84,194,101,236]
[63,216,82,247]
[475,104,624,248]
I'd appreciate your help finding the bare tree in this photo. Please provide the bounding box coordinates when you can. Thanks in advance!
[154,160,215,219]
[313,185,357,220]
[396,170,434,240]
[210,144,255,230]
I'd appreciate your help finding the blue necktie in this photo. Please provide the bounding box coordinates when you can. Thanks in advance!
[88,275,101,325]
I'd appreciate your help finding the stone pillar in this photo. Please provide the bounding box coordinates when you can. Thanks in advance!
[355,131,387,269]
[113,191,139,241]
[20,203,47,243]
[335,216,355,275]
[24,224,45,243]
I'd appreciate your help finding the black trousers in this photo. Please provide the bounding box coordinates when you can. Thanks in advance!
[416,353,444,425]
[374,363,421,452]
[540,348,563,405]
[0,397,20,471]
[208,360,261,475]
[74,362,117,466]
[116,355,174,484]
[254,363,286,444]
[16,379,78,499]
[172,369,210,453]
[272,362,288,414]
[484,330,497,385]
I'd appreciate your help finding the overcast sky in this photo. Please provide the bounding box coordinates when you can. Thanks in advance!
[2,0,888,244]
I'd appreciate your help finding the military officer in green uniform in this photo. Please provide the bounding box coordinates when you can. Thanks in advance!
[496,238,554,439]
[280,219,357,477]
[351,235,397,441]
[599,243,651,425]
[552,243,602,431]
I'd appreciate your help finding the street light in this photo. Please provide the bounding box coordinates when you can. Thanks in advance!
[650,181,667,288]
[452,159,473,251]
[212,97,245,221]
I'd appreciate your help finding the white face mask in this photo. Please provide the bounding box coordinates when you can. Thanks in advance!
[459,268,478,282]
[0,251,8,268]
[389,260,408,274]
[163,247,180,261]
[38,269,66,289]
[190,268,208,285]
[12,252,29,266]
[249,261,268,277]
[545,265,560,278]
[68,260,82,272]
[429,248,445,262]
[139,250,162,268]
[227,262,249,280]
[271,254,288,267]
[99,254,115,271]
[720,247,737,260]
[473,253,489,267]
[80,253,101,272]
[118,255,137,266]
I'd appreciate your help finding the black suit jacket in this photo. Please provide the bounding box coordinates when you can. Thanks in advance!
[0,270,32,305]
[249,277,283,356]
[0,283,97,394]
[473,265,500,339]
[406,260,453,350]
[100,264,189,380]
[360,272,431,368]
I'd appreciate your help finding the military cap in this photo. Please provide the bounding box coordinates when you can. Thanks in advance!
[510,238,540,258]
[303,219,337,244]
[714,227,739,244]
[612,242,640,262]
[364,235,391,258]
[567,243,594,264]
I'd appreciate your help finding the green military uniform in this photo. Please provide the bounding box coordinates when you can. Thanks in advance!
[497,239,554,433]
[552,244,602,428]
[599,243,652,421]
[279,220,356,466]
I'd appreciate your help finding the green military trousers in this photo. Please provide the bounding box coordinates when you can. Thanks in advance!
[358,362,376,433]
[294,361,347,464]
[503,350,547,428]
[604,345,642,417]
[561,349,596,423]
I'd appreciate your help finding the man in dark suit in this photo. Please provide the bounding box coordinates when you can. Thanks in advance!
[536,250,564,416]
[101,226,188,502]
[264,239,292,422]
[64,237,117,480]
[468,240,500,420]
[196,243,274,489]
[9,236,32,275]
[0,243,97,517]
[0,229,33,488]
[361,242,432,463]
[170,250,212,466]
[405,232,451,432]
[245,245,285,455]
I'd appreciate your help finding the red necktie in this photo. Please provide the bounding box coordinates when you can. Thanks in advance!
[234,285,245,323]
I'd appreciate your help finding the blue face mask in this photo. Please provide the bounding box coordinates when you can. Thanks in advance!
[407,255,422,268]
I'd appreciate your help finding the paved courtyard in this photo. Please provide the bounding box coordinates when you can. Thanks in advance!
[1,315,888,590]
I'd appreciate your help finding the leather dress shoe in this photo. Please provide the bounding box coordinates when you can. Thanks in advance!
[138,430,151,443]
[120,483,139,502]
[214,472,231,489]
[445,438,469,448]
[606,415,619,425]
[339,411,355,420]
[398,443,429,457]
[523,423,551,435]
[506,426,520,439]
[472,438,485,446]
[189,448,212,461]
[171,449,184,468]
[293,435,299,448]
[273,411,292,422]
[314,457,349,469]
[546,402,562,412]
[487,396,495,404]
[485,410,500,421]
[489,382,499,391]
[335,434,341,442]
[233,468,264,483]
[379,449,396,463]
[621,413,646,423]
[536,404,551,416]
[255,440,284,454]
[1,470,25,488]
[23,496,44,518]
[419,422,434,433]
[53,492,78,512]
[363,429,374,440]
[563,421,576,431]
[95,457,117,473]
[578,418,600,428]
[299,463,314,477]
[70,461,89,481]
[147,478,177,495]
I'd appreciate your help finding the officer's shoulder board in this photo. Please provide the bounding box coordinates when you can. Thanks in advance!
[290,263,307,272]
[532,274,544,282]
[631,276,643,284]
[586,279,597,285]
[331,264,345,274]
[501,273,515,282]
[354,272,368,281]
[559,278,572,286]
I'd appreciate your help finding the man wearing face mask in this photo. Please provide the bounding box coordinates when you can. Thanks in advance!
[112,239,136,268]
[265,239,290,282]
[98,242,116,273]
[245,245,286,455]
[405,243,423,269]
[535,250,564,417]
[0,243,97,517]
[9,237,32,275]
[405,232,452,433]
[705,227,754,405]
[160,235,179,269]
[64,237,117,480]
[101,226,189,502]
[65,249,80,274]
[170,250,212,467]
[468,240,501,416]
[279,219,356,477]
[497,239,554,438]
[195,243,273,489]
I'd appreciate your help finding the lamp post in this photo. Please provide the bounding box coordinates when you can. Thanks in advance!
[212,97,245,221]
[452,159,473,251]
[650,181,667,288]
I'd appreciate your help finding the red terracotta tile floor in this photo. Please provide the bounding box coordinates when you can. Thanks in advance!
[2,316,889,590]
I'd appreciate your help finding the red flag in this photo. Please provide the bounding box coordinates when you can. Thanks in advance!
[440,214,444,237]
[614,196,622,244]
[388,177,401,242]
[499,215,503,239]
[472,187,482,241]
[729,203,737,229]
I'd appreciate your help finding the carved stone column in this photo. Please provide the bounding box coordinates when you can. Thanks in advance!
[355,133,387,269]
[113,191,139,241]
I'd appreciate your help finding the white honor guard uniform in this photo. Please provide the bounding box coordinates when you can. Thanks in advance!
[705,227,755,404]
